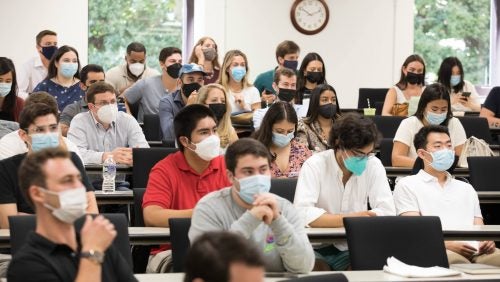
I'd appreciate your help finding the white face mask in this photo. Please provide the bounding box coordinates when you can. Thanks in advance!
[42,187,87,224]
[97,104,118,124]
[189,135,221,161]
[128,62,145,76]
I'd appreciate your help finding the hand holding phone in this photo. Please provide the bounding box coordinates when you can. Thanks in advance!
[461,92,471,98]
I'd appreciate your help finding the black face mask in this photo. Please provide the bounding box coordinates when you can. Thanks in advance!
[40,46,58,60]
[166,63,182,78]
[182,83,201,98]
[306,71,323,84]
[406,72,424,85]
[318,103,337,119]
[208,103,226,121]
[283,60,298,71]
[278,88,296,102]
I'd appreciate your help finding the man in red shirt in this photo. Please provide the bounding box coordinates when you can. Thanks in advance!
[143,104,230,227]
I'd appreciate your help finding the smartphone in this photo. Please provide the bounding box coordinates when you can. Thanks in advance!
[462,92,471,97]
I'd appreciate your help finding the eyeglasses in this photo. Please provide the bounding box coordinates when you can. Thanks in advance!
[24,124,59,134]
[350,148,376,159]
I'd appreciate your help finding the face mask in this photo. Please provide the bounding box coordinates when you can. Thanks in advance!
[182,82,201,98]
[42,187,87,224]
[272,132,294,147]
[59,62,78,78]
[278,88,296,102]
[426,148,455,171]
[31,132,60,152]
[40,46,58,60]
[426,111,447,125]
[450,75,461,87]
[237,174,271,204]
[283,60,298,71]
[406,72,423,85]
[203,48,217,61]
[189,134,221,161]
[342,151,368,176]
[209,103,226,121]
[318,103,337,119]
[166,63,182,79]
[0,83,12,97]
[231,66,246,82]
[306,71,323,83]
[128,63,145,77]
[97,104,118,124]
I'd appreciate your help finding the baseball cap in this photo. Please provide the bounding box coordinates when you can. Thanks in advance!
[178,63,207,77]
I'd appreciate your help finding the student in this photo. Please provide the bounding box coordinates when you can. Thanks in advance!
[297,84,341,152]
[143,104,230,228]
[158,63,205,140]
[17,30,58,99]
[184,231,265,282]
[7,148,136,282]
[394,125,500,265]
[68,82,149,165]
[392,83,466,168]
[196,83,238,149]
[60,64,105,136]
[382,54,426,116]
[33,45,84,111]
[437,57,480,112]
[294,113,395,270]
[296,52,327,105]
[0,103,98,229]
[189,138,315,273]
[105,42,159,94]
[480,87,500,127]
[188,37,221,84]
[219,50,261,113]
[253,102,311,178]
[124,47,182,123]
[0,57,24,122]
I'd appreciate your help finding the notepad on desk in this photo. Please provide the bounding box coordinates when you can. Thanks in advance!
[383,256,461,278]
[451,263,500,274]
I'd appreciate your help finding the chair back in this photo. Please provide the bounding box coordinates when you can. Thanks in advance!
[143,114,161,141]
[344,216,448,270]
[270,178,297,202]
[372,116,405,139]
[132,147,178,188]
[456,116,493,144]
[169,217,192,273]
[378,138,394,166]
[358,88,389,109]
[468,156,500,191]
[286,274,348,282]
[133,188,146,227]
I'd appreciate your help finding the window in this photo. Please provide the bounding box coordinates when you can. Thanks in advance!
[88,0,183,72]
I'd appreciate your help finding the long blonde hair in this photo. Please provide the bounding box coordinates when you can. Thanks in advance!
[188,36,221,69]
[196,83,234,148]
[218,50,252,90]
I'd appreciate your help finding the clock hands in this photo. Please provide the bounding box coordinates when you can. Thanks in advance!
[299,6,313,16]
[311,9,322,15]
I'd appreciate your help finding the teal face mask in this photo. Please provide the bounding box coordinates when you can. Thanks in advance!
[342,150,368,176]
[31,132,60,152]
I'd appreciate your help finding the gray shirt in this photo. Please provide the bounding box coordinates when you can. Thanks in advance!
[158,90,184,140]
[0,120,19,139]
[60,99,89,126]
[67,111,149,164]
[189,187,315,273]
[124,75,168,123]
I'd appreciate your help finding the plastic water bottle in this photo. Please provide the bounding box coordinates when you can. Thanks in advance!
[102,155,116,193]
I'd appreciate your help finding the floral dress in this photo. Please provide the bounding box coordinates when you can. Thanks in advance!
[270,139,312,178]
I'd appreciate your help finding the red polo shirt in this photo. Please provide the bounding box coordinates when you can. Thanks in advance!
[143,151,231,210]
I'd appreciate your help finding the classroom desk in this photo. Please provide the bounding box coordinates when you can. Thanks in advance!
[84,164,132,176]
[135,270,500,282]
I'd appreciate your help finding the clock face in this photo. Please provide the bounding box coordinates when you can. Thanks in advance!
[292,0,329,35]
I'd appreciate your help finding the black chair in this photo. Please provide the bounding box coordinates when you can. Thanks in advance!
[270,178,297,202]
[143,114,161,141]
[344,216,448,270]
[9,213,133,268]
[286,273,348,282]
[456,116,493,144]
[131,188,152,273]
[161,139,176,148]
[468,156,500,191]
[372,116,405,139]
[133,188,146,227]
[357,88,389,109]
[169,218,192,273]
[132,147,178,188]
[378,138,393,166]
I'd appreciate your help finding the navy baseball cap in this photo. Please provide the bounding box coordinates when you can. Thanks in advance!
[178,63,207,77]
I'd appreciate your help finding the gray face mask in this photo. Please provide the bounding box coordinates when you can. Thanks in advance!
[203,48,217,61]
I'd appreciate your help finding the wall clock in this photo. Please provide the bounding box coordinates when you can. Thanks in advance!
[291,0,330,35]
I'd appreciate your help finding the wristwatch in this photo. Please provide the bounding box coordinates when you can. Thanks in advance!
[80,249,105,265]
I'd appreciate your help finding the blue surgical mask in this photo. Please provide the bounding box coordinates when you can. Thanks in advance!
[450,75,461,87]
[0,83,11,97]
[342,151,368,176]
[59,62,78,78]
[237,174,271,204]
[426,111,447,125]
[231,66,246,82]
[272,132,294,147]
[31,132,60,152]
[426,148,455,171]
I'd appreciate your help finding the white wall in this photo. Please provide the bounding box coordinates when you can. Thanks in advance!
[194,0,415,108]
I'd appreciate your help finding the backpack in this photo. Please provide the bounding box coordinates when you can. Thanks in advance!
[458,136,496,168]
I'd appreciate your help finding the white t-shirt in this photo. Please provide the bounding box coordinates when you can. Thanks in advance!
[450,80,480,112]
[17,55,47,99]
[229,86,260,113]
[394,170,482,228]
[393,116,467,160]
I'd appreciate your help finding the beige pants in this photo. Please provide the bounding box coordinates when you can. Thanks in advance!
[447,248,500,266]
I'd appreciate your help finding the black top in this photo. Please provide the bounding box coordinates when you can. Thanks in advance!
[483,86,500,118]
[0,152,94,213]
[7,231,137,282]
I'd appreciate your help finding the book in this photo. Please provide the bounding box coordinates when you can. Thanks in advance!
[451,263,500,274]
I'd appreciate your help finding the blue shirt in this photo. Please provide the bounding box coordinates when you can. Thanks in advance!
[33,79,85,111]
[158,90,185,140]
